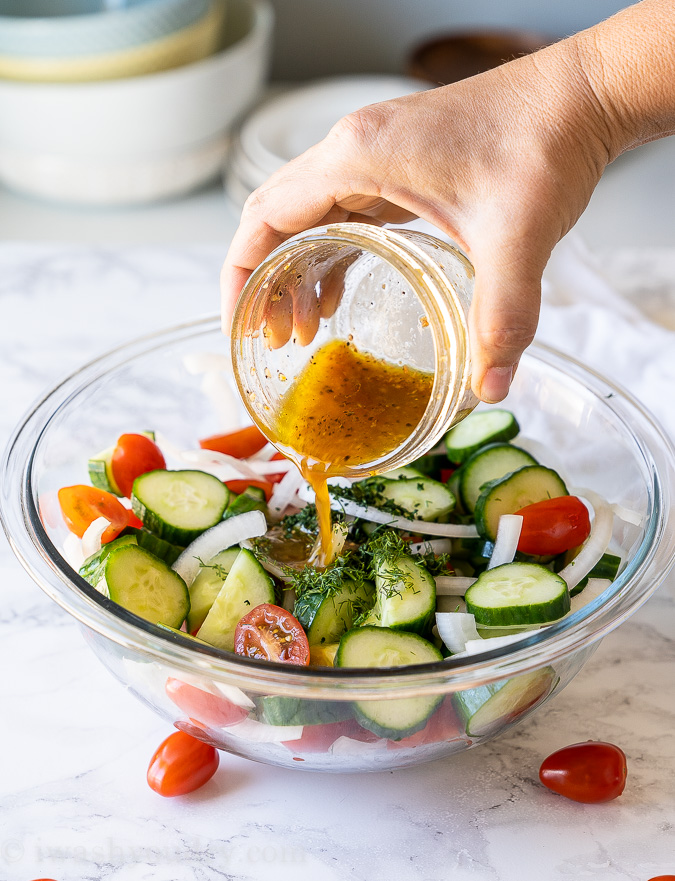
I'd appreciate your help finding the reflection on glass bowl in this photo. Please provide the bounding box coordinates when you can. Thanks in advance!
[2,316,674,772]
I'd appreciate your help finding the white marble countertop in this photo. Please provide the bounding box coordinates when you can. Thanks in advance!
[1,140,675,881]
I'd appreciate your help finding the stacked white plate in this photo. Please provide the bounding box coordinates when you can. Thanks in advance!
[225,75,428,208]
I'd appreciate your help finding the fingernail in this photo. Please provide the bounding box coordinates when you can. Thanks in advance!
[480,365,515,403]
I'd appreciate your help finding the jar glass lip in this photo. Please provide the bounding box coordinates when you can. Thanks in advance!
[231,222,475,475]
[2,315,675,701]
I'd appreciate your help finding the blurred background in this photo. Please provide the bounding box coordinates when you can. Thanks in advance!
[0,0,673,249]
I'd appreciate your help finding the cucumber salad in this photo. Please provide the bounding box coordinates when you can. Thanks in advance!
[52,409,635,744]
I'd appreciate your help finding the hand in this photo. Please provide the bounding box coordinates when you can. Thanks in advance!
[221,40,617,401]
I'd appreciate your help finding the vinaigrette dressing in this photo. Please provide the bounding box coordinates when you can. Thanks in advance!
[269,339,434,565]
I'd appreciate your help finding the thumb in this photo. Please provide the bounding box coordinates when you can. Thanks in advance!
[468,238,548,403]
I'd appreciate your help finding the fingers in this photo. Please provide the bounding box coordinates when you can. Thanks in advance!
[468,235,547,403]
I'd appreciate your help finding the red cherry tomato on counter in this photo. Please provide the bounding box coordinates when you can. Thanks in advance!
[225,478,275,501]
[199,425,268,459]
[57,485,128,543]
[165,677,249,728]
[234,603,310,665]
[539,741,627,803]
[111,433,166,498]
[516,496,591,556]
[646,876,675,880]
[147,730,219,797]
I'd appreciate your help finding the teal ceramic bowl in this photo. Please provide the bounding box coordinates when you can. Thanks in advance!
[0,0,210,58]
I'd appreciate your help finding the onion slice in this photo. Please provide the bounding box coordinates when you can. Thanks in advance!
[298,484,479,538]
[268,465,305,519]
[409,538,453,555]
[435,611,480,654]
[487,514,523,569]
[559,489,614,591]
[81,516,110,559]
[172,510,268,586]
[225,718,303,742]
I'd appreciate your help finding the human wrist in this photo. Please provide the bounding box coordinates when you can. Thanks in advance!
[571,0,675,158]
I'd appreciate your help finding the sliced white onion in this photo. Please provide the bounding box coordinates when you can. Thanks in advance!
[182,352,232,375]
[435,611,479,654]
[247,443,278,462]
[297,485,479,538]
[165,672,256,711]
[434,576,476,596]
[408,538,453,555]
[268,465,305,519]
[559,489,614,591]
[225,718,303,742]
[330,736,384,755]
[172,510,268,586]
[570,577,613,615]
[611,503,643,527]
[249,458,294,476]
[81,516,110,559]
[487,514,523,570]
[62,533,86,571]
[456,628,549,657]
[154,433,260,481]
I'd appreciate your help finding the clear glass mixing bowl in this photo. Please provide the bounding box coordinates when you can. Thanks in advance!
[2,316,674,772]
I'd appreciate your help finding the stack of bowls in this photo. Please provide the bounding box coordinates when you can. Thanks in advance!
[0,0,274,205]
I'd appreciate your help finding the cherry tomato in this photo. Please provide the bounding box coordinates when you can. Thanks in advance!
[646,876,675,880]
[234,603,310,665]
[165,677,249,728]
[516,495,591,556]
[199,425,268,459]
[127,508,144,529]
[57,485,128,543]
[440,467,456,484]
[111,433,166,498]
[539,741,627,803]
[225,478,275,501]
[147,730,219,797]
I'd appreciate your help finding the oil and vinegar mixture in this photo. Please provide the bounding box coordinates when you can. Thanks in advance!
[269,339,434,565]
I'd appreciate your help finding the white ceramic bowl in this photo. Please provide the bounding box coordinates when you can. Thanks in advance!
[0,0,273,205]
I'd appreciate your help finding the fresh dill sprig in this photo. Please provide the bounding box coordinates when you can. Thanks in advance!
[195,556,230,580]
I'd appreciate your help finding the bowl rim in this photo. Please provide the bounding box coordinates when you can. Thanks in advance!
[2,315,675,701]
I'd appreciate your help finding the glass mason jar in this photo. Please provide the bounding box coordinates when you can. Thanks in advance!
[230,222,477,478]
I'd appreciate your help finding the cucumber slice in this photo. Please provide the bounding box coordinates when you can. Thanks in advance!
[128,528,185,565]
[187,547,241,634]
[454,666,557,737]
[445,409,520,463]
[79,533,138,587]
[131,469,230,544]
[379,465,426,480]
[377,476,456,521]
[465,562,570,625]
[460,443,538,512]
[196,548,275,651]
[336,627,443,739]
[88,445,122,496]
[102,544,190,629]
[294,578,375,646]
[367,553,436,634]
[224,485,268,519]
[474,465,568,541]
[259,696,353,726]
